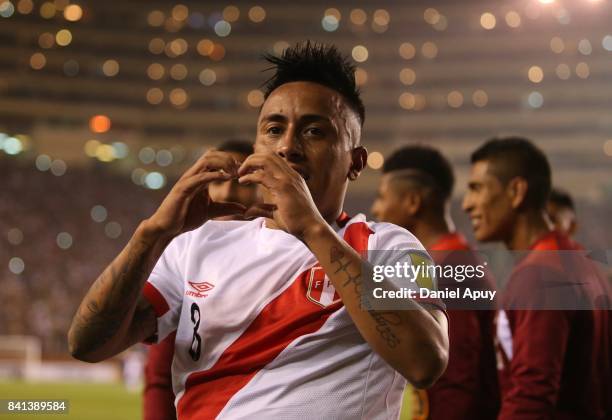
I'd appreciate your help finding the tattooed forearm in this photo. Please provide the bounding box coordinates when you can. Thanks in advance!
[329,245,402,348]
[68,223,169,361]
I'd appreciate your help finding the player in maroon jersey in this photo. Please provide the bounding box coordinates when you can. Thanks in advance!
[463,137,611,419]
[372,145,498,420]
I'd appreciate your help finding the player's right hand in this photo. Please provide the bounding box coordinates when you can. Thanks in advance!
[144,150,247,239]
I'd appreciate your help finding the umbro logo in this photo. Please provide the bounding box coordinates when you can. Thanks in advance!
[185,281,214,298]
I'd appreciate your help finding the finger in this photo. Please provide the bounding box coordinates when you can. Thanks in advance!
[180,171,232,195]
[207,201,247,219]
[238,171,277,190]
[237,153,284,177]
[183,151,240,179]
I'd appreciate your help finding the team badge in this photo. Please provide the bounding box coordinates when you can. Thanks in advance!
[306,266,340,307]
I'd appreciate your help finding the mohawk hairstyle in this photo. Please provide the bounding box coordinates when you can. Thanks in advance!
[383,145,455,202]
[262,41,365,126]
[471,136,551,210]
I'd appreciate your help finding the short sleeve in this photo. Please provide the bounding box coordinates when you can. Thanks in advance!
[368,222,446,312]
[142,234,186,342]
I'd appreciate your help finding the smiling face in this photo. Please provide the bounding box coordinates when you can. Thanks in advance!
[255,81,364,220]
[462,160,515,242]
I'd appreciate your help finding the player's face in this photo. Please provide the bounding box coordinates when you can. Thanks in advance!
[255,81,363,219]
[371,174,410,227]
[547,202,576,236]
[208,151,258,212]
[462,160,514,242]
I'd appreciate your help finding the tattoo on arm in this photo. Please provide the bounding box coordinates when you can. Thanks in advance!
[69,235,163,357]
[329,245,401,348]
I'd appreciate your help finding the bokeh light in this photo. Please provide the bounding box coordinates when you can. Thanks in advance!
[354,68,368,86]
[367,151,384,170]
[505,11,521,28]
[89,115,111,133]
[199,68,216,86]
[399,68,416,86]
[556,63,570,80]
[102,59,119,77]
[146,88,164,105]
[350,8,366,25]
[527,91,544,108]
[248,6,266,23]
[576,62,590,79]
[352,45,368,63]
[8,257,25,275]
[447,90,464,108]
[421,42,438,59]
[29,52,46,70]
[399,42,416,60]
[472,90,488,107]
[90,205,108,223]
[63,4,82,21]
[480,13,496,30]
[528,66,544,83]
[247,90,265,107]
[55,29,72,47]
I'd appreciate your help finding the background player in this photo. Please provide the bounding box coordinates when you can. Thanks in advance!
[68,42,449,419]
[371,145,498,420]
[143,139,257,420]
[547,188,578,238]
[463,137,611,419]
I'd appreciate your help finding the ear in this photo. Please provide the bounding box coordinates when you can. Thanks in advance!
[401,190,422,217]
[507,177,528,209]
[348,146,368,181]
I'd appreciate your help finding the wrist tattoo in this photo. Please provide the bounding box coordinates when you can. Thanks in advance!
[329,245,401,348]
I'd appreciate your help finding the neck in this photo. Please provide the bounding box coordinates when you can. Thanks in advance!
[505,209,552,250]
[409,211,454,249]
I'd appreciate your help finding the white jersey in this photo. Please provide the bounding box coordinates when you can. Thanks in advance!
[142,214,441,420]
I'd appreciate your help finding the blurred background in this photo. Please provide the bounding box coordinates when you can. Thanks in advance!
[0,0,611,418]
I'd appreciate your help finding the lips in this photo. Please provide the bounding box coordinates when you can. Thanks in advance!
[470,215,482,229]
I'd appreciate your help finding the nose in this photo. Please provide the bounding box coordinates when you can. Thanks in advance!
[276,129,304,162]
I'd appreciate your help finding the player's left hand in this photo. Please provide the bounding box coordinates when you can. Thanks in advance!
[237,152,324,238]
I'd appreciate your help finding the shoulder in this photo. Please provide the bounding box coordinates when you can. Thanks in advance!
[341,214,425,252]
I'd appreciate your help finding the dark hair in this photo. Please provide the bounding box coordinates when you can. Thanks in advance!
[383,145,455,202]
[549,187,575,210]
[217,139,253,156]
[471,137,551,209]
[262,41,365,126]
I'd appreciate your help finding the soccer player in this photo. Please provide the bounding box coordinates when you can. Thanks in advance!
[371,145,498,420]
[547,188,578,238]
[143,140,257,420]
[463,137,611,419]
[68,42,449,419]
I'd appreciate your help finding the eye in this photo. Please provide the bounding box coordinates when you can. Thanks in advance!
[266,125,283,136]
[303,126,324,137]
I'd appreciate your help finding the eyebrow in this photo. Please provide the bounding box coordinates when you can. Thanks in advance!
[259,113,332,125]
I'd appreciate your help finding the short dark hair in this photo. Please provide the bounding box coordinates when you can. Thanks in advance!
[262,41,365,126]
[383,145,455,202]
[549,188,575,210]
[217,139,253,156]
[471,137,551,209]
